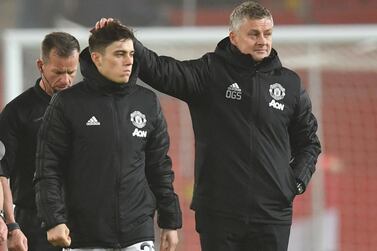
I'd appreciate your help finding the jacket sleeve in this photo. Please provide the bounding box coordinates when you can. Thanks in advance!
[289,85,321,191]
[0,104,20,178]
[134,39,210,102]
[34,94,70,230]
[145,96,182,230]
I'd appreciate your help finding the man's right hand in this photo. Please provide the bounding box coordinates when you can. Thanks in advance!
[47,224,71,247]
[94,18,114,31]
[7,229,28,251]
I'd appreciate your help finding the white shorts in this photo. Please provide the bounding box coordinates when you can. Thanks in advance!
[64,240,155,251]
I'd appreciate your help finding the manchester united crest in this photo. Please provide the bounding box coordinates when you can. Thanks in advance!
[130,111,147,129]
[269,83,285,101]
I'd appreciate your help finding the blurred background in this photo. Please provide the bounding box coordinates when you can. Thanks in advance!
[1,0,377,250]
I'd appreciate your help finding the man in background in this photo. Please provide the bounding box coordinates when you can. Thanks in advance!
[0,140,8,250]
[0,31,80,251]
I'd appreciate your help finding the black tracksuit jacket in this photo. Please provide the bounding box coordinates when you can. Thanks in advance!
[135,37,321,224]
[0,80,50,209]
[34,48,182,248]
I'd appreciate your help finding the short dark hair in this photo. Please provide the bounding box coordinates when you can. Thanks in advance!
[89,20,135,53]
[229,1,273,32]
[41,32,80,61]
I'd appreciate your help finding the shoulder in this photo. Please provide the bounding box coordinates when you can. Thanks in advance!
[2,87,36,112]
[281,67,301,82]
[133,85,163,117]
[279,67,302,93]
[56,81,86,99]
[47,82,86,110]
[134,85,158,99]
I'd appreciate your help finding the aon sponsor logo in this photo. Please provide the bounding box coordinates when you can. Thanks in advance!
[269,99,285,111]
[132,128,147,138]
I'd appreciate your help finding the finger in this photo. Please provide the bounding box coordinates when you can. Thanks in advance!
[160,239,168,251]
[21,241,28,251]
[63,238,71,247]
[50,240,59,247]
[165,241,174,251]
[66,235,72,246]
[159,242,165,251]
[23,239,28,251]
[52,238,69,248]
[62,233,71,247]
[168,242,177,251]
[100,18,108,28]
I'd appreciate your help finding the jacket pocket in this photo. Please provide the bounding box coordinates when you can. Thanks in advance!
[279,165,298,205]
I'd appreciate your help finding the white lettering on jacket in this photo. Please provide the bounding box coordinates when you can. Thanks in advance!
[132,128,147,138]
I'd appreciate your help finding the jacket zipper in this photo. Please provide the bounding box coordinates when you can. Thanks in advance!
[249,71,260,218]
[112,97,122,248]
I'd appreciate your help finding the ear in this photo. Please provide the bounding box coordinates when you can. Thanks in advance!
[229,31,238,46]
[36,59,43,73]
[91,52,102,68]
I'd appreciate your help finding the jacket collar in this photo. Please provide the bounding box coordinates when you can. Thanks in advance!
[33,78,51,103]
[214,37,282,72]
[80,47,139,96]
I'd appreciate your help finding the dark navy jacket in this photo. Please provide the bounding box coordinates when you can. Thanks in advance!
[135,37,321,224]
[0,80,50,209]
[34,48,182,248]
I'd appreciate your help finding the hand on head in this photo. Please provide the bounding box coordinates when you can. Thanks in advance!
[92,18,114,32]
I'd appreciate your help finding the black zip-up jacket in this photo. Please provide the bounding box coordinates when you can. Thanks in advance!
[0,80,50,209]
[34,48,182,248]
[135,37,321,224]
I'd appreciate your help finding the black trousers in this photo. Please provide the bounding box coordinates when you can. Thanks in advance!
[195,211,291,251]
[15,206,61,251]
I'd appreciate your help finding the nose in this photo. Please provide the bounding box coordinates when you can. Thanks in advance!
[61,73,72,86]
[123,55,133,65]
[257,34,267,44]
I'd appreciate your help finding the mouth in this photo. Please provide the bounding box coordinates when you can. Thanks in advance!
[57,84,69,89]
[255,49,267,53]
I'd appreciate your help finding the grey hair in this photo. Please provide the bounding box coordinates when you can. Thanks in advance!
[229,1,273,32]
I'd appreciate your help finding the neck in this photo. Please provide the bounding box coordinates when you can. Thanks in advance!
[39,79,53,96]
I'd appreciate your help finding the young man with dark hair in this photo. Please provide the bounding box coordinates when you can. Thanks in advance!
[34,21,182,251]
[96,1,321,250]
[0,31,80,251]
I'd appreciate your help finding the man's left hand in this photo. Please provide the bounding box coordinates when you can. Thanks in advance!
[0,220,6,243]
[7,229,28,251]
[159,229,179,251]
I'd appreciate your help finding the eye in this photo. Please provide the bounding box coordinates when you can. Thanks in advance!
[248,32,258,39]
[115,52,124,57]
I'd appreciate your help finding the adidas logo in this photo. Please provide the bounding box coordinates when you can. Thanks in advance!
[86,116,101,126]
[225,83,242,100]
[228,83,241,92]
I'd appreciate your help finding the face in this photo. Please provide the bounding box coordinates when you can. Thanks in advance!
[92,39,134,84]
[229,17,273,62]
[38,48,79,95]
